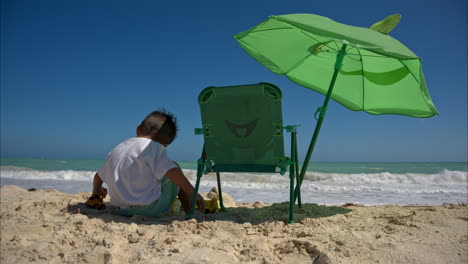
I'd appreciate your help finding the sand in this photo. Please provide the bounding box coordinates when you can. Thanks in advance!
[0,185,467,264]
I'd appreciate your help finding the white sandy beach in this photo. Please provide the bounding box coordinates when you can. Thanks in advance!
[1,185,467,264]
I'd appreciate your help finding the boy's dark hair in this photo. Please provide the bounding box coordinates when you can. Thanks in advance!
[140,109,178,144]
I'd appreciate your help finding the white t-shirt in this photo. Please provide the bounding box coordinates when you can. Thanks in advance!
[98,137,177,209]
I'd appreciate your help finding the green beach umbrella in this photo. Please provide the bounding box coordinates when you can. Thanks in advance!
[234,14,439,203]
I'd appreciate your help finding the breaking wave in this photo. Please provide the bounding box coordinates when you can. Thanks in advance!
[1,166,465,186]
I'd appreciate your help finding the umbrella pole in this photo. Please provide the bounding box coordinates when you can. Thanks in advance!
[294,44,347,204]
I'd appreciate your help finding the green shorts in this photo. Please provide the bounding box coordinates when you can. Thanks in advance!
[118,176,180,217]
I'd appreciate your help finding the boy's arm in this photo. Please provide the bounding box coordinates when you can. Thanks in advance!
[165,167,205,212]
[92,173,107,197]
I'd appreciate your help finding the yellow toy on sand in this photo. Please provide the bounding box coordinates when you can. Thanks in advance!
[202,197,221,214]
[85,188,107,210]
[169,197,221,214]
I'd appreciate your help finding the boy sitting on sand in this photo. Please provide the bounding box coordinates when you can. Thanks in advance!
[89,109,205,216]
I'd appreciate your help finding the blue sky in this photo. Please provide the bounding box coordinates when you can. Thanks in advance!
[1,0,467,162]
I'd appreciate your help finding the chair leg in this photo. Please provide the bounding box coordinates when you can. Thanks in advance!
[288,130,298,224]
[216,172,227,212]
[187,163,203,220]
[293,132,302,208]
[289,171,295,224]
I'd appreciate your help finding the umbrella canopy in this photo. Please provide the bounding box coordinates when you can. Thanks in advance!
[234,14,438,117]
[234,14,439,205]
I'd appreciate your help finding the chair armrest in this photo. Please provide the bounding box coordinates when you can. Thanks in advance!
[284,125,301,133]
[195,128,204,135]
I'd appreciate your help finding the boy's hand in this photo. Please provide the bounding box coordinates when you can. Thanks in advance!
[166,167,206,214]
[86,193,106,210]
[94,187,108,198]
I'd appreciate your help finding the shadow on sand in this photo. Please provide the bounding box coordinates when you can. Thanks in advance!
[69,201,352,225]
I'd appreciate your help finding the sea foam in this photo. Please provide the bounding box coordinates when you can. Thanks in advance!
[1,166,466,186]
[1,166,466,205]
[0,166,95,181]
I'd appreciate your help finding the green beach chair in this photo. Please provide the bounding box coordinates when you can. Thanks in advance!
[188,82,301,223]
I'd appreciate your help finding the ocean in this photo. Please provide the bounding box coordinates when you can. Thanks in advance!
[1,157,467,205]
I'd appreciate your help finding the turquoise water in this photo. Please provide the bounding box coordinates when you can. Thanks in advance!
[1,158,105,171]
[1,157,467,205]
[1,157,466,174]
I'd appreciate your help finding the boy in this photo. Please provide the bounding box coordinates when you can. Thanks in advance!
[90,109,205,217]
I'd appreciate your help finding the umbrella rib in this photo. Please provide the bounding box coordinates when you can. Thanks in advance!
[347,53,386,58]
[356,48,366,111]
[321,48,396,59]
[325,41,339,53]
[397,59,420,84]
[284,31,341,73]
[318,44,389,60]
[285,53,315,75]
[251,27,297,34]
[300,31,339,53]
[354,49,420,84]
[324,40,339,53]
[321,42,409,60]
[343,52,362,62]
[361,49,416,60]
[333,42,340,51]
[322,49,362,62]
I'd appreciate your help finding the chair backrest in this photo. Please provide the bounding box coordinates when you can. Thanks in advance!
[198,83,285,172]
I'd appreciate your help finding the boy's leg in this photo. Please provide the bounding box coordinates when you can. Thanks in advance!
[118,176,179,217]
